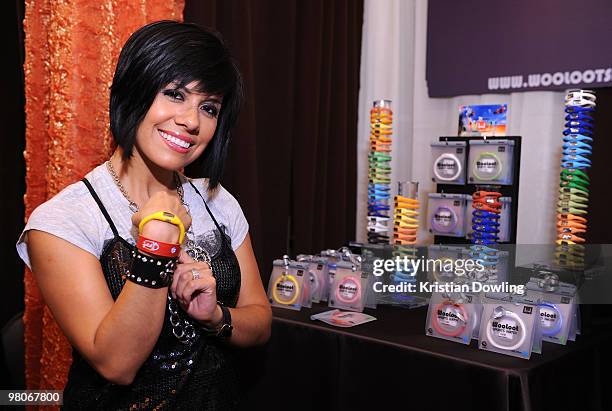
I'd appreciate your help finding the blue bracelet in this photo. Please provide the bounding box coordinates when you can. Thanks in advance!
[368,204,391,212]
[563,127,593,136]
[472,210,501,219]
[563,147,592,156]
[562,154,592,164]
[562,140,592,150]
[564,121,594,130]
[563,134,593,143]
[561,161,590,169]
[368,183,390,191]
[565,106,595,114]
[565,113,594,123]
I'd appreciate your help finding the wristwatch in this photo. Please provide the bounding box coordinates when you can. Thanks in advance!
[216,302,233,338]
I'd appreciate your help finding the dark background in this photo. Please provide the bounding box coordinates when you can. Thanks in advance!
[427,0,612,96]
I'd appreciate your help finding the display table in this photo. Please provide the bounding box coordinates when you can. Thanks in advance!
[240,303,612,411]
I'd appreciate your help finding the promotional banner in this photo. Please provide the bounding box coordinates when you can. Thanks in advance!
[426,0,612,97]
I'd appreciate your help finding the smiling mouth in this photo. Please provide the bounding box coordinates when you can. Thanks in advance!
[158,129,194,149]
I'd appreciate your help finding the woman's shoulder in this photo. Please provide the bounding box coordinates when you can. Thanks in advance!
[187,177,242,211]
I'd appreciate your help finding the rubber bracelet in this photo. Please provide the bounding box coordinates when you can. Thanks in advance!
[432,301,468,337]
[563,134,593,143]
[557,213,588,224]
[564,120,593,129]
[560,180,590,191]
[557,233,586,243]
[561,168,590,181]
[562,154,591,164]
[272,273,300,305]
[137,235,181,258]
[538,303,563,337]
[138,211,185,244]
[563,140,592,150]
[485,308,527,351]
[563,127,593,136]
[561,161,590,170]
[557,199,588,209]
[557,206,587,215]
[562,147,592,156]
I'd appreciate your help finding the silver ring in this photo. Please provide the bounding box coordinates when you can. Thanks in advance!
[191,269,201,281]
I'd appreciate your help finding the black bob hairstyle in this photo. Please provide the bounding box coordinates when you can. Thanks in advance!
[109,20,244,191]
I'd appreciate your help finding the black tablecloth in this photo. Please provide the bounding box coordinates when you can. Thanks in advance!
[238,303,612,411]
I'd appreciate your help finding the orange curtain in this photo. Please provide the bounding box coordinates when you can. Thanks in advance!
[23,0,184,394]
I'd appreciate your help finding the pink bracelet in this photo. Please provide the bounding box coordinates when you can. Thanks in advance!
[335,275,362,305]
[432,301,468,337]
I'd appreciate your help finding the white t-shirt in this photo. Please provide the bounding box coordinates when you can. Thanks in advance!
[16,164,249,269]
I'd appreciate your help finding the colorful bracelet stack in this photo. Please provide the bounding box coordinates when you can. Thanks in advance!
[469,190,502,280]
[127,211,183,288]
[367,100,393,244]
[556,90,595,270]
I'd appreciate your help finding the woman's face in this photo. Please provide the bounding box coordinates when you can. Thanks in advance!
[134,81,222,171]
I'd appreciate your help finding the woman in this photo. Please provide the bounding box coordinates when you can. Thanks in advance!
[16,21,271,409]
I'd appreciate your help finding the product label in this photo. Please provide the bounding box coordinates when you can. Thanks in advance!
[437,307,461,328]
[276,279,296,300]
[476,158,499,174]
[434,210,453,227]
[339,280,358,300]
[539,306,560,330]
[436,158,458,177]
[491,319,519,340]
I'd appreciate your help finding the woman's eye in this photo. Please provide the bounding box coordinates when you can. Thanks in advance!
[163,89,184,101]
[200,104,219,118]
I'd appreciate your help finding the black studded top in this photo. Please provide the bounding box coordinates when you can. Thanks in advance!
[62,178,242,410]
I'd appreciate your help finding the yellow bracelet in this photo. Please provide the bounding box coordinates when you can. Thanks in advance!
[138,211,186,244]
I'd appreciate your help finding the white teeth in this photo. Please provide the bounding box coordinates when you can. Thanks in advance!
[160,131,191,149]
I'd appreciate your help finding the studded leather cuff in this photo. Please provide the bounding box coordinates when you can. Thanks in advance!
[127,248,177,288]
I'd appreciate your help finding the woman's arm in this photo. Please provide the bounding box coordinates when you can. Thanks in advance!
[225,233,272,347]
[28,231,167,385]
[27,190,191,385]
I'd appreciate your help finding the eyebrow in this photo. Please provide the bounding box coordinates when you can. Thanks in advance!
[173,85,222,104]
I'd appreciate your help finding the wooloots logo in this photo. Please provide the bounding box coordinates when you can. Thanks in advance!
[476,160,497,169]
[142,240,160,252]
[437,310,458,319]
[339,284,357,293]
[276,283,295,292]
[540,312,557,320]
[492,321,519,332]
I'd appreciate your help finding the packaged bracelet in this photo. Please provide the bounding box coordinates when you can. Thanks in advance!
[478,296,539,359]
[426,292,480,345]
[526,277,578,345]
[329,261,367,312]
[297,254,331,303]
[427,193,468,237]
[431,141,466,184]
[468,139,515,185]
[267,257,309,311]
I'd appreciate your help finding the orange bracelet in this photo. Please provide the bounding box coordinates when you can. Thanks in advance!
[557,213,587,224]
[557,233,586,243]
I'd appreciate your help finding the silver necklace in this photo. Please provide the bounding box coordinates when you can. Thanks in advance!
[105,160,210,344]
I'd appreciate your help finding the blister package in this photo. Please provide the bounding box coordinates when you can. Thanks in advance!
[297,254,331,303]
[329,261,367,312]
[426,292,481,345]
[526,277,578,345]
[479,296,538,359]
[468,139,515,185]
[428,193,468,237]
[267,258,310,311]
[431,141,467,185]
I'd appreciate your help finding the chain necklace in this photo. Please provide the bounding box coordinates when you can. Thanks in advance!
[105,160,210,344]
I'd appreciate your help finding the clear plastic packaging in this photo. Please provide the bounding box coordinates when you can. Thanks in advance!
[431,141,467,185]
[427,193,468,237]
[297,255,331,302]
[426,292,480,345]
[267,258,309,311]
[329,261,367,312]
[468,139,515,185]
[479,297,539,359]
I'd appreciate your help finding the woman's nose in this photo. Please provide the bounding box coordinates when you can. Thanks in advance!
[174,105,199,133]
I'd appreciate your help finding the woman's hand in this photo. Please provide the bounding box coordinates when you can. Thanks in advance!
[131,191,192,244]
[170,250,222,326]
